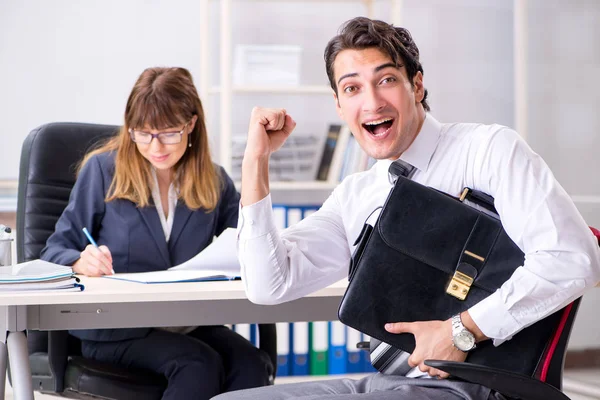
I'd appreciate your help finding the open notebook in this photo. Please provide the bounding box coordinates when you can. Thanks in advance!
[104,228,241,284]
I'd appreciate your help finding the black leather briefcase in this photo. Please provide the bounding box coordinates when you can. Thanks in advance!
[338,175,565,376]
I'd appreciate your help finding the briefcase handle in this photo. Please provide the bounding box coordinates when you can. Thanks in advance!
[459,188,497,215]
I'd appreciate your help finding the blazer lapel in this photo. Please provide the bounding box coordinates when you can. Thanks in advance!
[137,205,171,267]
[169,201,194,250]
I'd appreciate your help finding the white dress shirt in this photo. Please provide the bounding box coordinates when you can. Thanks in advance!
[150,168,178,242]
[238,114,600,349]
[150,169,196,335]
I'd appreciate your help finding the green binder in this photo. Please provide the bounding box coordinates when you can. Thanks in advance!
[309,321,328,375]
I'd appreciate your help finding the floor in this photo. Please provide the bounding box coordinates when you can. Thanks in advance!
[4,369,599,399]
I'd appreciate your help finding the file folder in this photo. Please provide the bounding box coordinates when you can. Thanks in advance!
[250,323,258,347]
[346,327,362,373]
[361,334,377,372]
[233,324,251,343]
[328,321,347,374]
[276,323,291,377]
[292,322,309,375]
[309,321,328,375]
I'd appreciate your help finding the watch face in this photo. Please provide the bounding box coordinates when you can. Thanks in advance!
[454,331,476,351]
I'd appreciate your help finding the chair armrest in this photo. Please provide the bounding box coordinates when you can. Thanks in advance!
[424,360,571,400]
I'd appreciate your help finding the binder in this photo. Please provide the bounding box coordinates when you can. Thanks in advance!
[276,322,290,377]
[346,327,362,373]
[327,125,352,183]
[301,206,319,219]
[309,321,328,375]
[361,334,377,372]
[249,323,258,347]
[233,324,251,343]
[328,321,347,374]
[292,322,310,375]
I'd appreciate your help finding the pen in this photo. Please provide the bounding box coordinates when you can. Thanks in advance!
[82,227,99,247]
[82,227,115,275]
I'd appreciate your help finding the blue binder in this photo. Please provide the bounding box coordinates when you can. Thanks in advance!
[328,321,347,374]
[361,333,377,372]
[276,322,291,377]
[291,322,310,375]
[346,327,362,373]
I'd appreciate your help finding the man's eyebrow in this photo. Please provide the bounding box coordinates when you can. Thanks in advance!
[337,63,403,86]
[337,72,358,86]
[374,62,402,73]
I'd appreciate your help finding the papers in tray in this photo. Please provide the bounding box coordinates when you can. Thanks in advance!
[104,227,241,284]
[0,259,84,291]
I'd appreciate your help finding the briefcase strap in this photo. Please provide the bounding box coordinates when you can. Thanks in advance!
[449,215,502,300]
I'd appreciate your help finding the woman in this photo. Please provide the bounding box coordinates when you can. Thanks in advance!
[41,67,272,399]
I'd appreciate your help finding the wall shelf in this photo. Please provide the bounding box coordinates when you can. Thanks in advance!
[209,85,332,95]
[235,180,337,191]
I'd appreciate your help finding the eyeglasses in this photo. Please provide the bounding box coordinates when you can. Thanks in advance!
[128,123,188,145]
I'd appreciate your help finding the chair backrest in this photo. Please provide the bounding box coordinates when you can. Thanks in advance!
[17,122,119,263]
[535,227,600,390]
[15,123,120,391]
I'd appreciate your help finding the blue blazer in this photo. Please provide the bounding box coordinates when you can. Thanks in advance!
[41,152,240,342]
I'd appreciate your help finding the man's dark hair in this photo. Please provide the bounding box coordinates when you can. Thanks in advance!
[324,17,430,112]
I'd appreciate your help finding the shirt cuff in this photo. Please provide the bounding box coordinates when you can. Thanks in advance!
[468,290,521,345]
[238,194,277,240]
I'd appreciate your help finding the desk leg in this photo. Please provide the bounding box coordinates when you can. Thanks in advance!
[6,332,33,400]
[0,340,6,400]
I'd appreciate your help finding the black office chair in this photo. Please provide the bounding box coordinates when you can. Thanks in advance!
[16,122,277,399]
[426,228,600,400]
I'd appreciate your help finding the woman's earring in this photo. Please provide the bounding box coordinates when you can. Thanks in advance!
[188,142,192,148]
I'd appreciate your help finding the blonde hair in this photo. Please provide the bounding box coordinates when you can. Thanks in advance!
[81,67,220,211]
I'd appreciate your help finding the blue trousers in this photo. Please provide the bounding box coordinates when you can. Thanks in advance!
[82,325,272,400]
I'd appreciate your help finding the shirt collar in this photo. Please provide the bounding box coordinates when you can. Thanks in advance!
[375,113,442,179]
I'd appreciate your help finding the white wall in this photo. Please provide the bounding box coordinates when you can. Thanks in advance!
[1,0,599,348]
[0,0,204,180]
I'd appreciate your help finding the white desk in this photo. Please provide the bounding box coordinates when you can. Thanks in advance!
[0,276,348,400]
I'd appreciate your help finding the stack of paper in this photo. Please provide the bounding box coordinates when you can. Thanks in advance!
[0,259,83,292]
[104,228,241,284]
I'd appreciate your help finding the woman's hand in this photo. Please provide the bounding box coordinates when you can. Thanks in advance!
[72,245,114,276]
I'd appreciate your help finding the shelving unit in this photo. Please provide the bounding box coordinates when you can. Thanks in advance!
[201,0,402,203]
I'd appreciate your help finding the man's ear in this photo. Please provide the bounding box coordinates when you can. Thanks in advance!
[412,71,424,104]
[334,92,344,120]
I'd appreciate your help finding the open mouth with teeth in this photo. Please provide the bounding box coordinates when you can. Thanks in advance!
[363,118,394,136]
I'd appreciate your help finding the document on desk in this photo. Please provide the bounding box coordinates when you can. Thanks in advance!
[104,269,238,284]
[168,228,240,275]
[103,228,241,284]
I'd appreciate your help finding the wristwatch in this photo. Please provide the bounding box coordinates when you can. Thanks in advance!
[451,313,476,352]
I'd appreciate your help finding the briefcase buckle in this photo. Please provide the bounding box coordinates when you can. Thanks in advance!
[446,271,474,300]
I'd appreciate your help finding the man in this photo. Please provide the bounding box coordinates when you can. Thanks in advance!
[214,17,600,400]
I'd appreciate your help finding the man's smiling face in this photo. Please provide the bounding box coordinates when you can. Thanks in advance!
[333,47,425,161]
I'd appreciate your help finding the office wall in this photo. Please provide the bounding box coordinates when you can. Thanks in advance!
[1,0,599,348]
[0,0,205,180]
